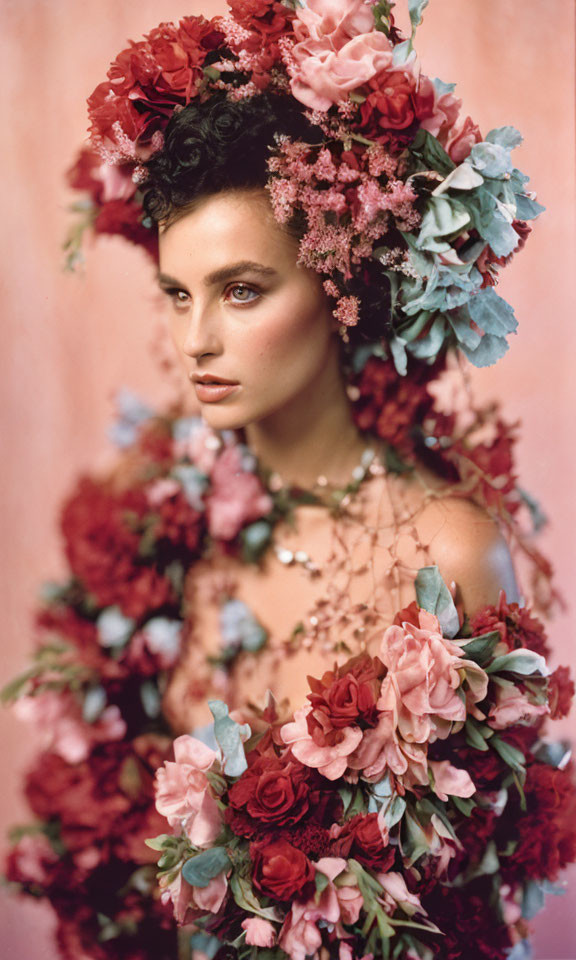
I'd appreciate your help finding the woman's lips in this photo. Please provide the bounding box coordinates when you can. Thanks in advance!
[193,381,240,403]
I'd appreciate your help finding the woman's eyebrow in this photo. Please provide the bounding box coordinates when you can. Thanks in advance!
[156,261,278,289]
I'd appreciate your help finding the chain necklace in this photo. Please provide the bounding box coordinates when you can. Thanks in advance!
[269,444,386,577]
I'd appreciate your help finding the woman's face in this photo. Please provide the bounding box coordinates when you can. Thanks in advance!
[157,188,340,431]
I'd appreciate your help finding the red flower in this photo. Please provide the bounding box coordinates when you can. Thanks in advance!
[477,221,532,288]
[250,838,315,901]
[504,760,576,883]
[307,651,386,730]
[422,877,514,959]
[548,665,575,720]
[456,417,520,515]
[470,595,551,659]
[59,474,200,619]
[227,752,310,828]
[330,813,395,871]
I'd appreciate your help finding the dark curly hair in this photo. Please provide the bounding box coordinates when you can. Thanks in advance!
[142,90,392,346]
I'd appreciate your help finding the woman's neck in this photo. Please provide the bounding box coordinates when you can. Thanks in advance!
[242,361,371,490]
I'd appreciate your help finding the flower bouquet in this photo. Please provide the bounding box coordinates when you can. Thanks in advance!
[148,567,575,960]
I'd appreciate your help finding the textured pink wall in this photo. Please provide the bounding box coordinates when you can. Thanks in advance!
[1,1,574,957]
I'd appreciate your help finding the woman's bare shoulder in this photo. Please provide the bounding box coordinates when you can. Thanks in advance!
[391,462,520,617]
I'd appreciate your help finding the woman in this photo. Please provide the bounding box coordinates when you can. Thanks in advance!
[143,89,520,732]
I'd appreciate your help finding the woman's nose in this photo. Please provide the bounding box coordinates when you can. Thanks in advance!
[180,303,222,359]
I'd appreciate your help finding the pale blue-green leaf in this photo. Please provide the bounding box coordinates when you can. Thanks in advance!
[182,847,231,889]
[487,649,548,676]
[392,39,412,66]
[189,934,222,960]
[97,606,135,648]
[521,881,545,920]
[409,0,430,29]
[432,77,456,96]
[486,126,523,150]
[507,942,533,960]
[461,333,510,367]
[190,721,219,752]
[482,212,520,257]
[432,162,484,195]
[82,686,107,723]
[469,142,513,179]
[208,700,251,776]
[389,336,408,376]
[531,739,572,769]
[447,309,482,350]
[509,167,529,191]
[140,680,161,718]
[407,316,448,360]
[468,288,518,336]
[456,630,501,666]
[414,565,460,638]
[514,194,546,220]
[172,464,208,511]
[417,197,471,245]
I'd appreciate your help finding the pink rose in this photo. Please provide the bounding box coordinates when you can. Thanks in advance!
[417,75,462,139]
[241,917,277,948]
[445,115,483,163]
[154,734,222,846]
[288,0,400,110]
[205,445,273,540]
[488,684,549,730]
[279,704,363,780]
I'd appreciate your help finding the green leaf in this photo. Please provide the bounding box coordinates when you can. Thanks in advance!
[461,332,510,367]
[452,795,476,816]
[182,847,231,888]
[145,834,178,852]
[208,700,251,777]
[409,0,430,30]
[457,630,501,666]
[408,316,448,361]
[315,871,330,898]
[468,288,518,337]
[487,649,547,676]
[417,197,471,246]
[414,565,460,638]
[486,126,523,150]
[514,193,545,220]
[490,736,526,775]
[410,129,456,177]
[230,873,279,922]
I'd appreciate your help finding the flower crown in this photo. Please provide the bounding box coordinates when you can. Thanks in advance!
[69,0,543,373]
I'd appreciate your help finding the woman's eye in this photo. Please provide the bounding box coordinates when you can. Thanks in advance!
[164,288,190,310]
[226,283,259,305]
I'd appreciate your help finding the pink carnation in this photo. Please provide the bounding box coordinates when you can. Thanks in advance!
[205,445,273,540]
[241,917,277,947]
[154,734,222,847]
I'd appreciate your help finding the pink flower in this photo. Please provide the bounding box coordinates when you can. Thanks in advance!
[205,445,273,540]
[346,711,429,787]
[13,691,126,764]
[288,0,400,110]
[376,871,424,917]
[376,609,488,743]
[160,868,228,924]
[279,704,363,780]
[428,759,475,802]
[174,419,222,473]
[154,734,222,846]
[445,115,483,163]
[241,917,277,947]
[488,684,549,730]
[279,858,356,960]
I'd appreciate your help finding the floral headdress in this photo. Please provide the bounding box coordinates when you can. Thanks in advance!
[68,0,543,373]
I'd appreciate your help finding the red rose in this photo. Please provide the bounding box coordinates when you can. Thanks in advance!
[251,838,315,901]
[228,754,310,828]
[307,651,386,731]
[360,70,418,133]
[331,813,395,871]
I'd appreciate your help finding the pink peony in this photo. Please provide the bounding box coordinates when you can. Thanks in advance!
[205,445,273,540]
[376,609,488,743]
[241,917,277,947]
[13,691,126,764]
[154,734,222,846]
[488,684,549,730]
[288,0,401,110]
[279,704,363,780]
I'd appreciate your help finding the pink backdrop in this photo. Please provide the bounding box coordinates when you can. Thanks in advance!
[1,1,574,957]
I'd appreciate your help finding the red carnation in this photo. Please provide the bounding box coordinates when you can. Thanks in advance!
[470,595,551,659]
[422,876,514,959]
[251,838,314,901]
[59,474,196,619]
[330,813,395,871]
[227,753,310,828]
[548,665,575,720]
